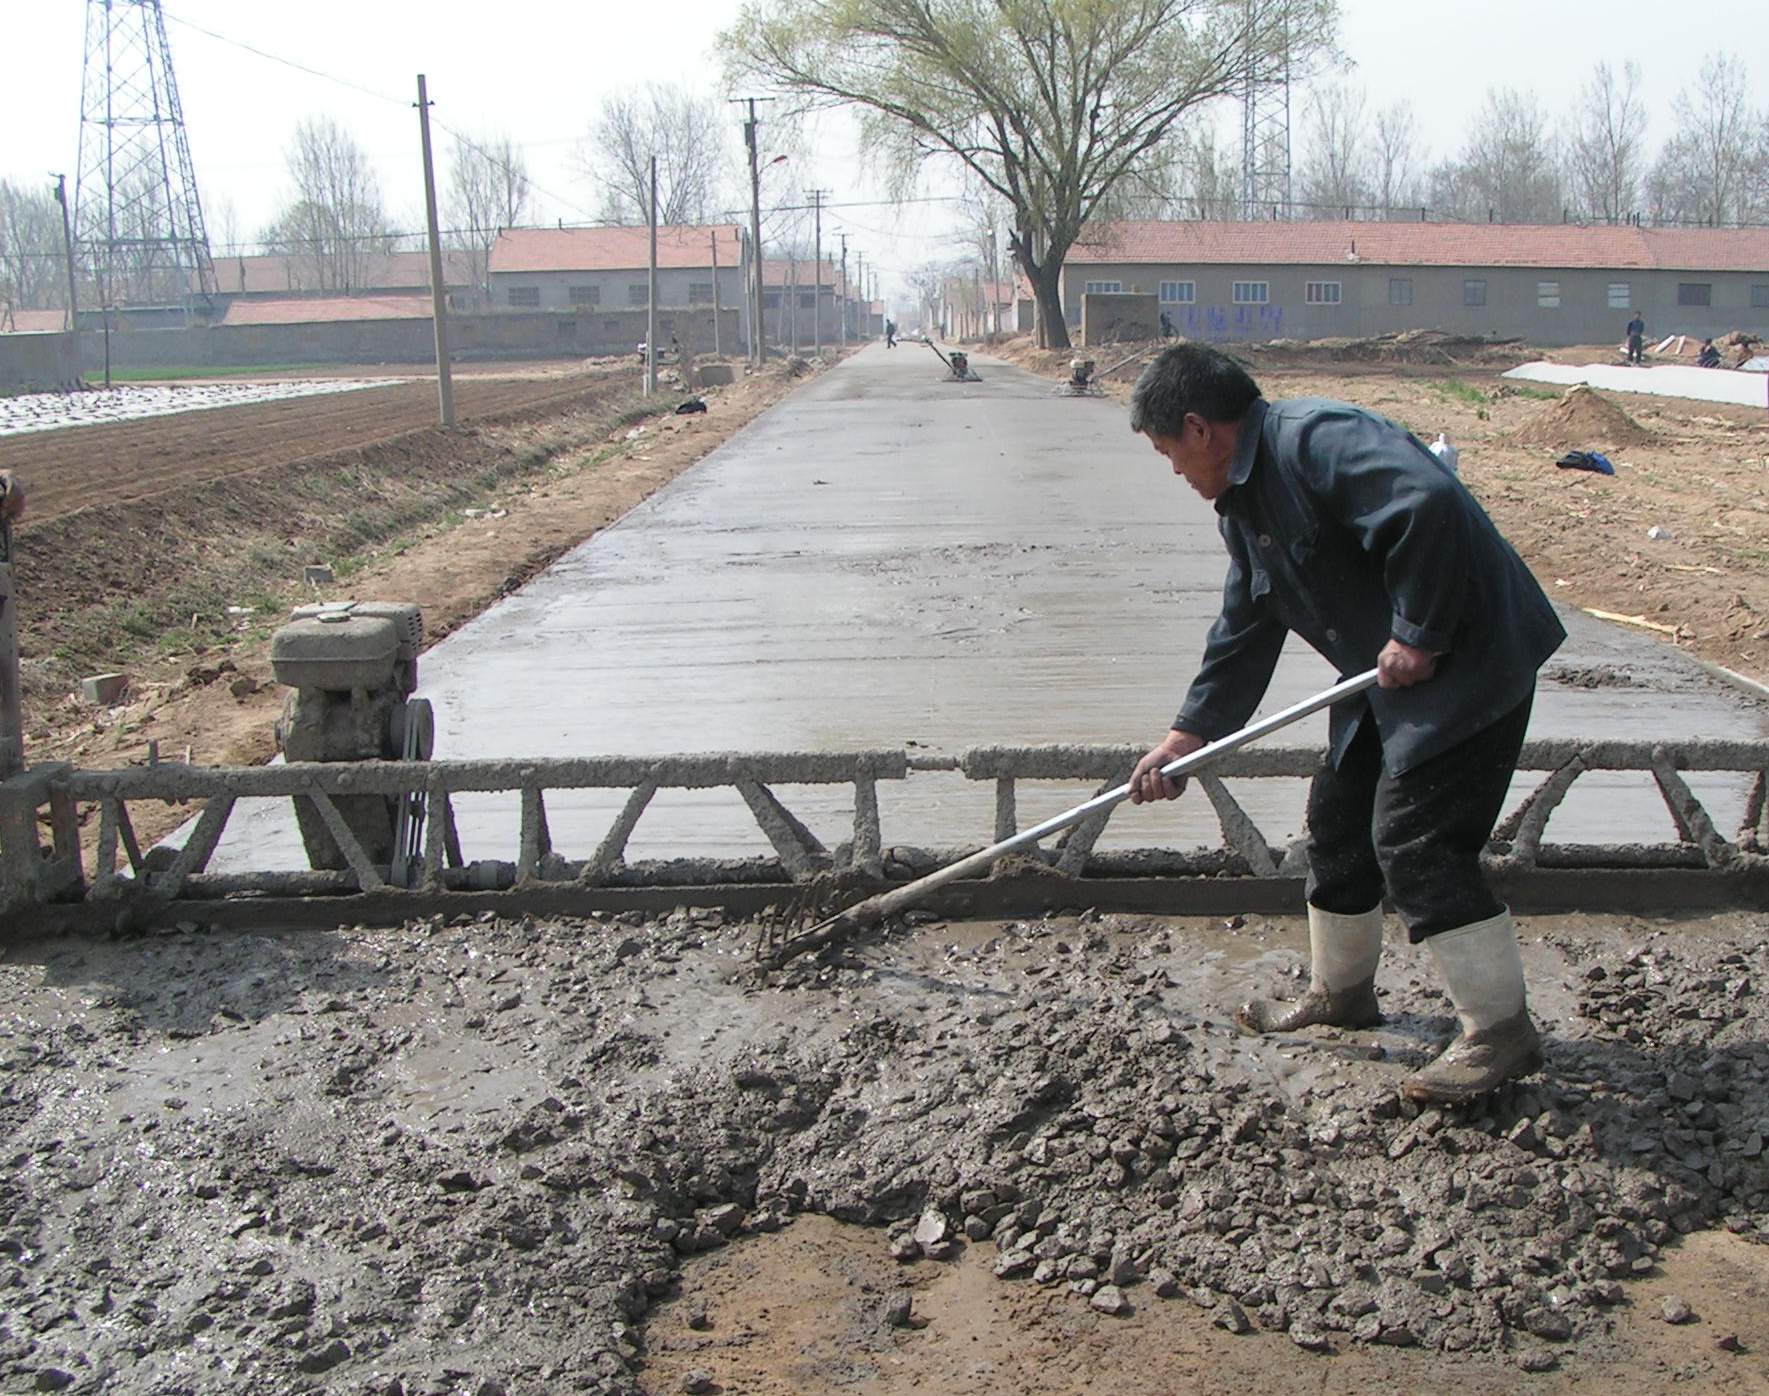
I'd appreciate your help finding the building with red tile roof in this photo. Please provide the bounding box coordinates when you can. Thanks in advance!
[1061,220,1769,346]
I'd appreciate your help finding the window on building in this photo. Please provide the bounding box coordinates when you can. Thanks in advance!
[688,282,714,304]
[1678,282,1712,307]
[1159,280,1195,303]
[1607,281,1632,309]
[627,284,649,306]
[1389,278,1413,306]
[762,290,781,309]
[1464,279,1487,307]
[568,285,600,306]
[1537,281,1561,308]
[1232,281,1269,304]
[1753,284,1769,308]
[507,285,540,307]
[1083,280,1123,295]
[798,291,815,309]
[1305,281,1342,305]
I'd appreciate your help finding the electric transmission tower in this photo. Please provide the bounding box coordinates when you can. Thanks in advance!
[74,0,217,310]
[1239,0,1293,220]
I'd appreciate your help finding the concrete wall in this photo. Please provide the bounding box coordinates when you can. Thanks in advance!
[0,331,81,393]
[1081,292,1160,346]
[75,308,744,371]
[1062,262,1769,347]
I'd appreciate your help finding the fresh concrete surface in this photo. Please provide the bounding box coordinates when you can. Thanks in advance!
[1504,359,1769,408]
[206,344,1769,871]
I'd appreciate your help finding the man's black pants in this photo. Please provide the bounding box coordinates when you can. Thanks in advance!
[1304,694,1532,942]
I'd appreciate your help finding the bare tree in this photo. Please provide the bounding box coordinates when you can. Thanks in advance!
[1295,81,1370,216]
[723,0,1339,348]
[1432,87,1562,223]
[0,179,66,313]
[1169,124,1240,220]
[1568,61,1647,222]
[1371,101,1424,216]
[1648,54,1765,226]
[261,117,393,292]
[583,84,729,226]
[445,133,532,293]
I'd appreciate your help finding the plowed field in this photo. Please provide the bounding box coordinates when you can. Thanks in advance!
[0,370,627,521]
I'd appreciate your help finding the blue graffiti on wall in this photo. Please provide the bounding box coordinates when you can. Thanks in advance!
[1197,304,1285,341]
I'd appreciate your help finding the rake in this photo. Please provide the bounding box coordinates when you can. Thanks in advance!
[758,668,1380,966]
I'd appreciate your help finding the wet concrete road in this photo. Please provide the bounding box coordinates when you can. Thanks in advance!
[210,344,1769,870]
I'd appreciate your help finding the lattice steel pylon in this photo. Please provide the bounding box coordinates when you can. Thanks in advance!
[1239,0,1293,220]
[74,0,217,310]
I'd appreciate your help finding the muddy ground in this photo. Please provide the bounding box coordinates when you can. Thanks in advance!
[2,907,1766,1394]
[1006,337,1769,687]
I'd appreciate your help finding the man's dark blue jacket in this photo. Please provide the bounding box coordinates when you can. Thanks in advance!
[1174,397,1565,774]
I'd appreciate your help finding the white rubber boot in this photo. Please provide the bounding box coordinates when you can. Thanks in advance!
[1403,909,1543,1103]
[1237,904,1384,1034]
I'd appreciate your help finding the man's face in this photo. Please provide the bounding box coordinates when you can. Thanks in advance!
[1145,415,1234,500]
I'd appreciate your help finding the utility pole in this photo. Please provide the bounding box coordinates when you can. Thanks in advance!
[415,75,455,427]
[838,232,848,348]
[645,155,658,395]
[806,188,829,358]
[0,478,20,779]
[51,175,80,342]
[732,97,774,367]
[787,255,798,357]
[710,229,722,359]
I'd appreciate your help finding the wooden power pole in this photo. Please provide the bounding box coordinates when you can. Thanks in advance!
[415,75,456,428]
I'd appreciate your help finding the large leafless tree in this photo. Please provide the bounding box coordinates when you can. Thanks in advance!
[1648,54,1766,226]
[1432,87,1562,223]
[1568,61,1647,222]
[445,133,532,293]
[0,179,66,315]
[261,117,393,292]
[1371,101,1424,216]
[1295,81,1370,216]
[722,0,1338,348]
[583,84,730,226]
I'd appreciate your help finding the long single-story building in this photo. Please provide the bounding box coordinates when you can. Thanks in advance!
[488,225,866,352]
[1064,222,1769,346]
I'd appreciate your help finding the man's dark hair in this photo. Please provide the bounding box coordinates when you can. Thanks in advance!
[1129,344,1261,436]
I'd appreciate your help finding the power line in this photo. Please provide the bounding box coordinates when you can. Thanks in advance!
[163,8,600,223]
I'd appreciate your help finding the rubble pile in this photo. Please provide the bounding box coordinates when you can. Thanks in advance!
[0,911,1764,1393]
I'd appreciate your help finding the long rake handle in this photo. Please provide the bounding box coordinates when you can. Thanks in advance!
[812,668,1380,936]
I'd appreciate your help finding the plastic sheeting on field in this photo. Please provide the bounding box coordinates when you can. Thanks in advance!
[1503,360,1769,409]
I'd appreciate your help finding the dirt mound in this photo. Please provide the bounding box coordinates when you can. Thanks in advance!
[1507,384,1659,450]
[1250,328,1530,367]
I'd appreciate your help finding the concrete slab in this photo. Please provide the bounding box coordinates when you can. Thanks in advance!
[1503,359,1769,409]
[203,345,1769,874]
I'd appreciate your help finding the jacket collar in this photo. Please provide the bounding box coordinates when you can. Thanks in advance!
[1216,397,1269,514]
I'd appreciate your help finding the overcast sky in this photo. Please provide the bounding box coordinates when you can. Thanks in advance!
[2,0,1757,307]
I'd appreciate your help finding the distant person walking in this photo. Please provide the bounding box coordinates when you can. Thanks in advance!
[884,319,897,349]
[1626,312,1646,366]
[1160,310,1176,339]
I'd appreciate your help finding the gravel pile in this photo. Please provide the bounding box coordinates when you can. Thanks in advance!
[0,910,1764,1393]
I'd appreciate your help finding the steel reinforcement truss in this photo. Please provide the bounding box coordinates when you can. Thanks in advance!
[2,739,1766,935]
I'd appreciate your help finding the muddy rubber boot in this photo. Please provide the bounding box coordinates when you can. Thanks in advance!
[1403,910,1544,1105]
[1236,905,1383,1035]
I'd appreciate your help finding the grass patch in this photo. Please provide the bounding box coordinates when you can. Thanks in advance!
[1428,378,1488,407]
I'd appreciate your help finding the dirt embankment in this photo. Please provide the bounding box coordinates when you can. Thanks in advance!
[6,356,845,848]
[990,336,1769,683]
